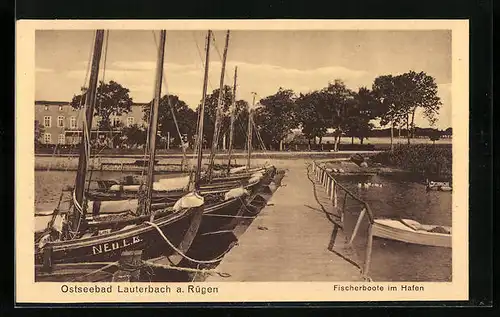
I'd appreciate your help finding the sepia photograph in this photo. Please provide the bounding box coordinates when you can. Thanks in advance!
[16,20,469,303]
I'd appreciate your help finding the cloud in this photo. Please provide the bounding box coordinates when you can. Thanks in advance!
[59,60,372,109]
[108,61,199,73]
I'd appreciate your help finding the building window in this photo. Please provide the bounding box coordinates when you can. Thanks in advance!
[43,116,51,128]
[113,117,121,127]
[44,105,49,111]
[59,106,64,111]
[43,133,51,144]
[58,134,65,144]
[57,116,65,128]
[127,117,134,127]
[70,116,77,129]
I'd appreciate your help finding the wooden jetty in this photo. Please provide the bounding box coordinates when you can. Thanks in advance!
[207,161,367,282]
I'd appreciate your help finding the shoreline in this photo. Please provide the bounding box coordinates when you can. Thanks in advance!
[35,151,378,171]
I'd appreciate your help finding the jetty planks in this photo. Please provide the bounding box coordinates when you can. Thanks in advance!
[207,161,364,282]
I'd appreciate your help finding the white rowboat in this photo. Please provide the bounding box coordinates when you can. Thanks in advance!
[372,218,451,248]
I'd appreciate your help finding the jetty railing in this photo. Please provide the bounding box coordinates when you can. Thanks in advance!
[311,161,375,280]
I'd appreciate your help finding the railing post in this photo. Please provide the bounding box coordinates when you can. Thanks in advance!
[349,207,366,245]
[328,177,332,196]
[332,180,337,207]
[363,223,373,280]
[341,192,348,223]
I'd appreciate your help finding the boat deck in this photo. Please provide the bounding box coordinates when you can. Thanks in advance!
[207,161,364,282]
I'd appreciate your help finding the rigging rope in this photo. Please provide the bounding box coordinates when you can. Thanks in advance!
[144,221,235,264]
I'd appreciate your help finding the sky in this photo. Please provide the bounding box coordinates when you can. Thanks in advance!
[35,30,452,129]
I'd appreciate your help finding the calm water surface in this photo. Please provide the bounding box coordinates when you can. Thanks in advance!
[334,173,452,282]
[34,169,452,282]
[35,171,185,209]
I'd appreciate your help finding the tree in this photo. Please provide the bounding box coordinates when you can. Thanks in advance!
[254,88,299,150]
[121,123,147,147]
[443,127,452,138]
[344,87,378,144]
[34,120,44,146]
[320,79,356,151]
[372,71,442,147]
[372,75,408,150]
[229,99,250,150]
[198,85,233,149]
[398,71,442,142]
[70,80,133,130]
[429,130,441,144]
[295,91,329,147]
[194,85,252,150]
[143,94,197,148]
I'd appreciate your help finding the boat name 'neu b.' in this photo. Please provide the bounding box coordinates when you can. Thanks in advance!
[92,236,142,255]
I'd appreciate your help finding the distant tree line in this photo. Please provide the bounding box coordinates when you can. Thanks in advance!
[61,69,444,151]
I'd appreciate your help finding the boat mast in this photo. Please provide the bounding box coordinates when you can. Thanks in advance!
[207,30,230,181]
[73,30,104,225]
[194,30,212,187]
[144,30,166,215]
[247,92,256,169]
[226,66,237,173]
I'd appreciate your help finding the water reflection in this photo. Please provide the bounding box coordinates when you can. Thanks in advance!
[333,173,452,282]
[335,173,452,226]
[35,170,186,208]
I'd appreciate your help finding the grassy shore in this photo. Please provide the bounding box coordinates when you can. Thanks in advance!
[370,144,452,181]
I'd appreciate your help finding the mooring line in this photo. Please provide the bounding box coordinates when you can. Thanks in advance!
[143,260,231,278]
[204,214,256,219]
[200,230,235,236]
[145,221,235,265]
[68,262,119,282]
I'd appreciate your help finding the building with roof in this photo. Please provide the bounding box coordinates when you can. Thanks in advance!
[35,100,147,146]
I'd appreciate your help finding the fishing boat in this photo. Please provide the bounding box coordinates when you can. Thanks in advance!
[83,30,276,233]
[85,166,274,202]
[85,30,276,202]
[35,30,205,282]
[371,218,451,248]
[95,30,267,235]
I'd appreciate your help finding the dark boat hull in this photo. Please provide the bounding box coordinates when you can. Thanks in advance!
[198,196,246,235]
[35,205,204,280]
[35,262,119,282]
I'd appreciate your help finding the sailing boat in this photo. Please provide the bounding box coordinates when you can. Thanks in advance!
[35,30,204,281]
[75,31,275,233]
[85,31,273,194]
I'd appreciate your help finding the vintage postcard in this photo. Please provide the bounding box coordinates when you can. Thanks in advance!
[16,19,469,304]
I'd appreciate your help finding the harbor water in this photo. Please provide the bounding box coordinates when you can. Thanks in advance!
[34,159,452,282]
[334,173,452,282]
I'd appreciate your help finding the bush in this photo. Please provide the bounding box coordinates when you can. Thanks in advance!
[371,144,452,180]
